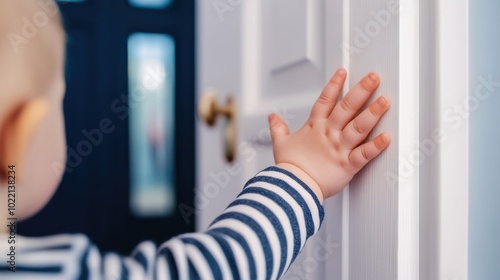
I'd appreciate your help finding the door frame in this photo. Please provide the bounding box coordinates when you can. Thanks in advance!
[344,0,468,279]
[418,0,469,279]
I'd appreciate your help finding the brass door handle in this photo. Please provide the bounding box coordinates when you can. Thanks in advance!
[198,91,236,163]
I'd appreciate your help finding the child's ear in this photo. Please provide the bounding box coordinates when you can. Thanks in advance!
[0,99,49,181]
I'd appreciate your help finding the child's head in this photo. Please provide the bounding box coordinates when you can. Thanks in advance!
[0,0,66,222]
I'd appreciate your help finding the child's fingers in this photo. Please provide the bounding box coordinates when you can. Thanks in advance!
[268,113,290,142]
[309,68,346,119]
[348,133,390,170]
[328,72,380,130]
[340,96,390,149]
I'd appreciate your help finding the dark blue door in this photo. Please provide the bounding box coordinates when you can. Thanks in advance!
[19,0,196,255]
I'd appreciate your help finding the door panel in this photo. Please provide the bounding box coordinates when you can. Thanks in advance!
[241,0,330,114]
[263,0,325,98]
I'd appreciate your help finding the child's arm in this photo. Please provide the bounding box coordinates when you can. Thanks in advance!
[114,69,389,279]
[4,69,389,280]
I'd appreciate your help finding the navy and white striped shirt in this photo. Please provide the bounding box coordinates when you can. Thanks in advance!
[0,166,325,279]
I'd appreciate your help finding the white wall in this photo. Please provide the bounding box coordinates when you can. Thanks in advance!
[469,1,500,279]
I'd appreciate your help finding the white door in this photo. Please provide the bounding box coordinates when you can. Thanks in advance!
[196,0,469,279]
[196,0,344,279]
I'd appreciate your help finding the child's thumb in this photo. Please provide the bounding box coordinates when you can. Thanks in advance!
[268,113,290,142]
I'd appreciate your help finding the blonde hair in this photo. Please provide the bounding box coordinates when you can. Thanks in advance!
[0,0,65,124]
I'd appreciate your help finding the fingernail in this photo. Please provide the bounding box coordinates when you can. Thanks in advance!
[382,133,390,143]
[369,72,379,82]
[337,68,347,77]
[377,96,387,106]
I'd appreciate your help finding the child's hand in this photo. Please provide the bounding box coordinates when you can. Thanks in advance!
[268,68,391,202]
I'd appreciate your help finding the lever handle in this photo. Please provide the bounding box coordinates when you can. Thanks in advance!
[198,91,236,163]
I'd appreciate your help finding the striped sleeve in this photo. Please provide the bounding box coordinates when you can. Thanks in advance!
[0,166,324,280]
[150,166,325,279]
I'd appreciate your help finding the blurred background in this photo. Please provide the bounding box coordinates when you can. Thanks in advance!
[469,0,500,279]
[19,0,196,254]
